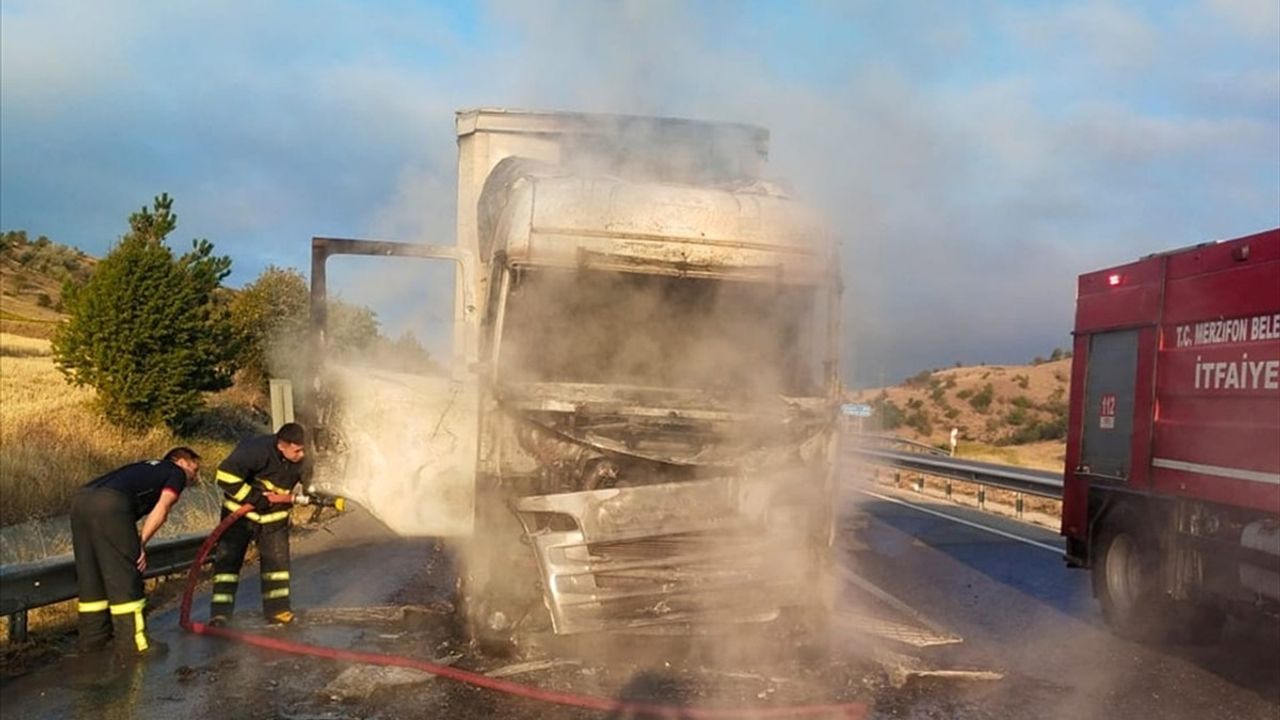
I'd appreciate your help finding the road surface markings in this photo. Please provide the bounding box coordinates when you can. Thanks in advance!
[859,488,1062,554]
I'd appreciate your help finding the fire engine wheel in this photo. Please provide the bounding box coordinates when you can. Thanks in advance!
[1094,525,1225,644]
[1095,526,1164,641]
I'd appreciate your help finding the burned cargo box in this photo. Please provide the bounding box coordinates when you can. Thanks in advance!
[308,109,842,649]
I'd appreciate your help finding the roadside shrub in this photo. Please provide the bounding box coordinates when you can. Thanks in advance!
[968,383,995,413]
[904,369,933,388]
[870,393,904,431]
[1004,406,1031,427]
[1001,417,1068,445]
[904,407,933,436]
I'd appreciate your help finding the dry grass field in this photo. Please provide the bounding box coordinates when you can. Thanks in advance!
[0,332,251,528]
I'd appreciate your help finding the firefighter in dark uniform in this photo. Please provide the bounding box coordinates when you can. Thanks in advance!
[210,422,306,626]
[71,447,202,656]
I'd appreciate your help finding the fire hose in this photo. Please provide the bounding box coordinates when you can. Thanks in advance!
[179,496,868,719]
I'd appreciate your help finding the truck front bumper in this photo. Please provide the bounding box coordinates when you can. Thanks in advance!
[513,476,826,635]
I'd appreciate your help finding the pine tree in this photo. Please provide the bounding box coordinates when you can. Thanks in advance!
[52,194,239,429]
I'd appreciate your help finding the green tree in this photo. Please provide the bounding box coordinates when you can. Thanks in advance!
[230,264,420,394]
[229,266,311,391]
[52,194,238,429]
[328,301,380,356]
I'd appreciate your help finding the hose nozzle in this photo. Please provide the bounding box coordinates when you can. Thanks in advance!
[293,490,346,511]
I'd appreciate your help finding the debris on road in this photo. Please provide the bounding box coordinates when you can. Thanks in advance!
[322,653,463,702]
[484,657,582,679]
[301,604,451,625]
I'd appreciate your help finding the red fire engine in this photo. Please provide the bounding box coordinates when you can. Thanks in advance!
[1061,228,1280,640]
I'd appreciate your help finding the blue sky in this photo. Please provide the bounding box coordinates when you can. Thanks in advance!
[2,0,1277,386]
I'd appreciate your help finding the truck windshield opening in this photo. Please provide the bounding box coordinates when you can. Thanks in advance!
[499,266,826,397]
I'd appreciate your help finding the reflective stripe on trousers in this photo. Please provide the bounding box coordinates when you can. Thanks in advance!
[110,598,147,652]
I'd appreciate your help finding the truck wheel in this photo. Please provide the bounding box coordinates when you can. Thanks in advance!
[1094,527,1166,641]
[455,571,521,657]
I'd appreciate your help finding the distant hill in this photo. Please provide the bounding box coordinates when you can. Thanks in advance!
[0,231,94,339]
[849,354,1072,471]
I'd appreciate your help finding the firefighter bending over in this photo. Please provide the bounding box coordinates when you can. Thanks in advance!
[71,447,202,657]
[210,422,306,626]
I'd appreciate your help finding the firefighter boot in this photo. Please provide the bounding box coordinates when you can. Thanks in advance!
[267,610,295,626]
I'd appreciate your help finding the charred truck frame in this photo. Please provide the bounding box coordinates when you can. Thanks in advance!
[309,109,842,649]
[1061,228,1280,641]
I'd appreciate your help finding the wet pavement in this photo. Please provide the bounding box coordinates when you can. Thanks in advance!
[1,479,1277,720]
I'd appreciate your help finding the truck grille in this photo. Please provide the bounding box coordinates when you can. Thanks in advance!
[515,478,815,634]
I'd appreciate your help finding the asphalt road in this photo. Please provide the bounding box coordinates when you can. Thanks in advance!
[1,475,1277,719]
[847,483,1280,719]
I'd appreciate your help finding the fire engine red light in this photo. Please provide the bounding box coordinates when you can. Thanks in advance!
[1107,273,1123,286]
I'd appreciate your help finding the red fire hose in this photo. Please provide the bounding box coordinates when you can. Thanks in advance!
[180,500,868,719]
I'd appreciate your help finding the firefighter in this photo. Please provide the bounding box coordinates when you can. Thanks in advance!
[71,447,202,657]
[209,422,307,627]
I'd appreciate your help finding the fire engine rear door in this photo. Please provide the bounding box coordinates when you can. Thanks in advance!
[1081,329,1139,482]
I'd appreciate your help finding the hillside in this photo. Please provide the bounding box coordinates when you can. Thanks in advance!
[0,231,92,339]
[849,355,1071,471]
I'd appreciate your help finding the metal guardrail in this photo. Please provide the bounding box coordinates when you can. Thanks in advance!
[851,447,1063,499]
[849,432,951,457]
[1,533,208,643]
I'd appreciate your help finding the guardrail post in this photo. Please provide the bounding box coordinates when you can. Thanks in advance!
[8,611,28,643]
[914,474,924,493]
[269,379,295,432]
[1015,492,1024,518]
[945,479,952,500]
[977,485,986,510]
[894,471,901,488]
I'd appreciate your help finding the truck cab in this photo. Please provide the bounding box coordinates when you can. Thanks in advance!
[309,109,843,650]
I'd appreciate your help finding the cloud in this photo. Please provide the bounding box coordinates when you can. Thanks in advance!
[1003,1,1161,77]
[2,0,1277,385]
[1205,0,1280,38]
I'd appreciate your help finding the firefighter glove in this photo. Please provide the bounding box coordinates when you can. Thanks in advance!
[250,493,273,514]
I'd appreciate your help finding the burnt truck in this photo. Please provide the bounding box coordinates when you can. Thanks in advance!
[308,109,843,650]
[1061,228,1280,641]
